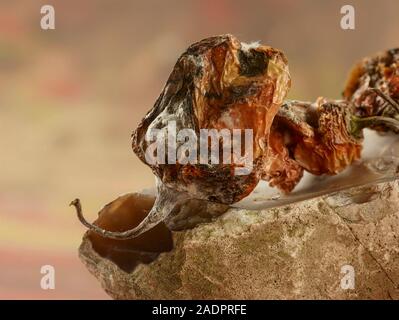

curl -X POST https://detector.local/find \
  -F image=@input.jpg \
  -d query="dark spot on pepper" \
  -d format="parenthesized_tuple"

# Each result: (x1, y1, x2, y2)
(238, 49, 268, 77)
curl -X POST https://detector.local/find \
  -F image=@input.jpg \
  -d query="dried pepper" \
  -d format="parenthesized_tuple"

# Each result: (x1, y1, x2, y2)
(344, 48, 399, 133)
(263, 49, 399, 193)
(71, 36, 399, 239)
(132, 34, 291, 204)
(266, 99, 362, 192)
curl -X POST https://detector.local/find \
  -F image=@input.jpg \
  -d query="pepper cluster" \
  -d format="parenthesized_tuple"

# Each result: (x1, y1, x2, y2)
(71, 35, 399, 239)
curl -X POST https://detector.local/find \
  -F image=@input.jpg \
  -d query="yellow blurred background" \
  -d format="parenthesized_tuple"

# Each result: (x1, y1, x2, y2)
(0, 0, 398, 299)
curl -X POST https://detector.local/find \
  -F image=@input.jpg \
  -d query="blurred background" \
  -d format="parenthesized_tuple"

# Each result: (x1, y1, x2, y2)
(0, 0, 398, 299)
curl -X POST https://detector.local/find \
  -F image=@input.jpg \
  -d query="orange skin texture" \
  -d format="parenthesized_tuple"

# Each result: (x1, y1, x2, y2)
(262, 127, 304, 192)
(293, 101, 361, 176)
(268, 99, 362, 193)
(132, 35, 291, 204)
(344, 48, 399, 132)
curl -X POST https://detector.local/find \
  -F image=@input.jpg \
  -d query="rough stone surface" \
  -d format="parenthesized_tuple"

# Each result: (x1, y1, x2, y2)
(79, 180, 399, 299)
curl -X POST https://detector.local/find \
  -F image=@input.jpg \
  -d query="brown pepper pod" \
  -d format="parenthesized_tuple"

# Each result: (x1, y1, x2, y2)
(265, 99, 362, 193)
(132, 34, 291, 204)
(344, 48, 399, 133)
(71, 42, 399, 240)
(71, 35, 292, 240)
(264, 49, 399, 194)
(290, 99, 362, 176)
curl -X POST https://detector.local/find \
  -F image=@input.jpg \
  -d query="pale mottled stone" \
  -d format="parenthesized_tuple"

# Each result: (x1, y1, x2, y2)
(79, 180, 399, 299)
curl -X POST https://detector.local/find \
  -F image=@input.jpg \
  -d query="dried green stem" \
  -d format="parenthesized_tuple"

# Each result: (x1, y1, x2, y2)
(70, 180, 188, 240)
(351, 115, 399, 137)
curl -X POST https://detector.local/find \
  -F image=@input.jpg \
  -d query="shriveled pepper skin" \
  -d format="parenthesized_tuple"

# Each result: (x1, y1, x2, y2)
(132, 35, 291, 204)
(344, 48, 399, 132)
(268, 99, 362, 193)
(291, 100, 362, 176)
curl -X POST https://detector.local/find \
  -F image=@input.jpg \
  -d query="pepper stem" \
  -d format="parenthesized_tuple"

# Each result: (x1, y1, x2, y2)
(70, 179, 188, 240)
(351, 115, 399, 137)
